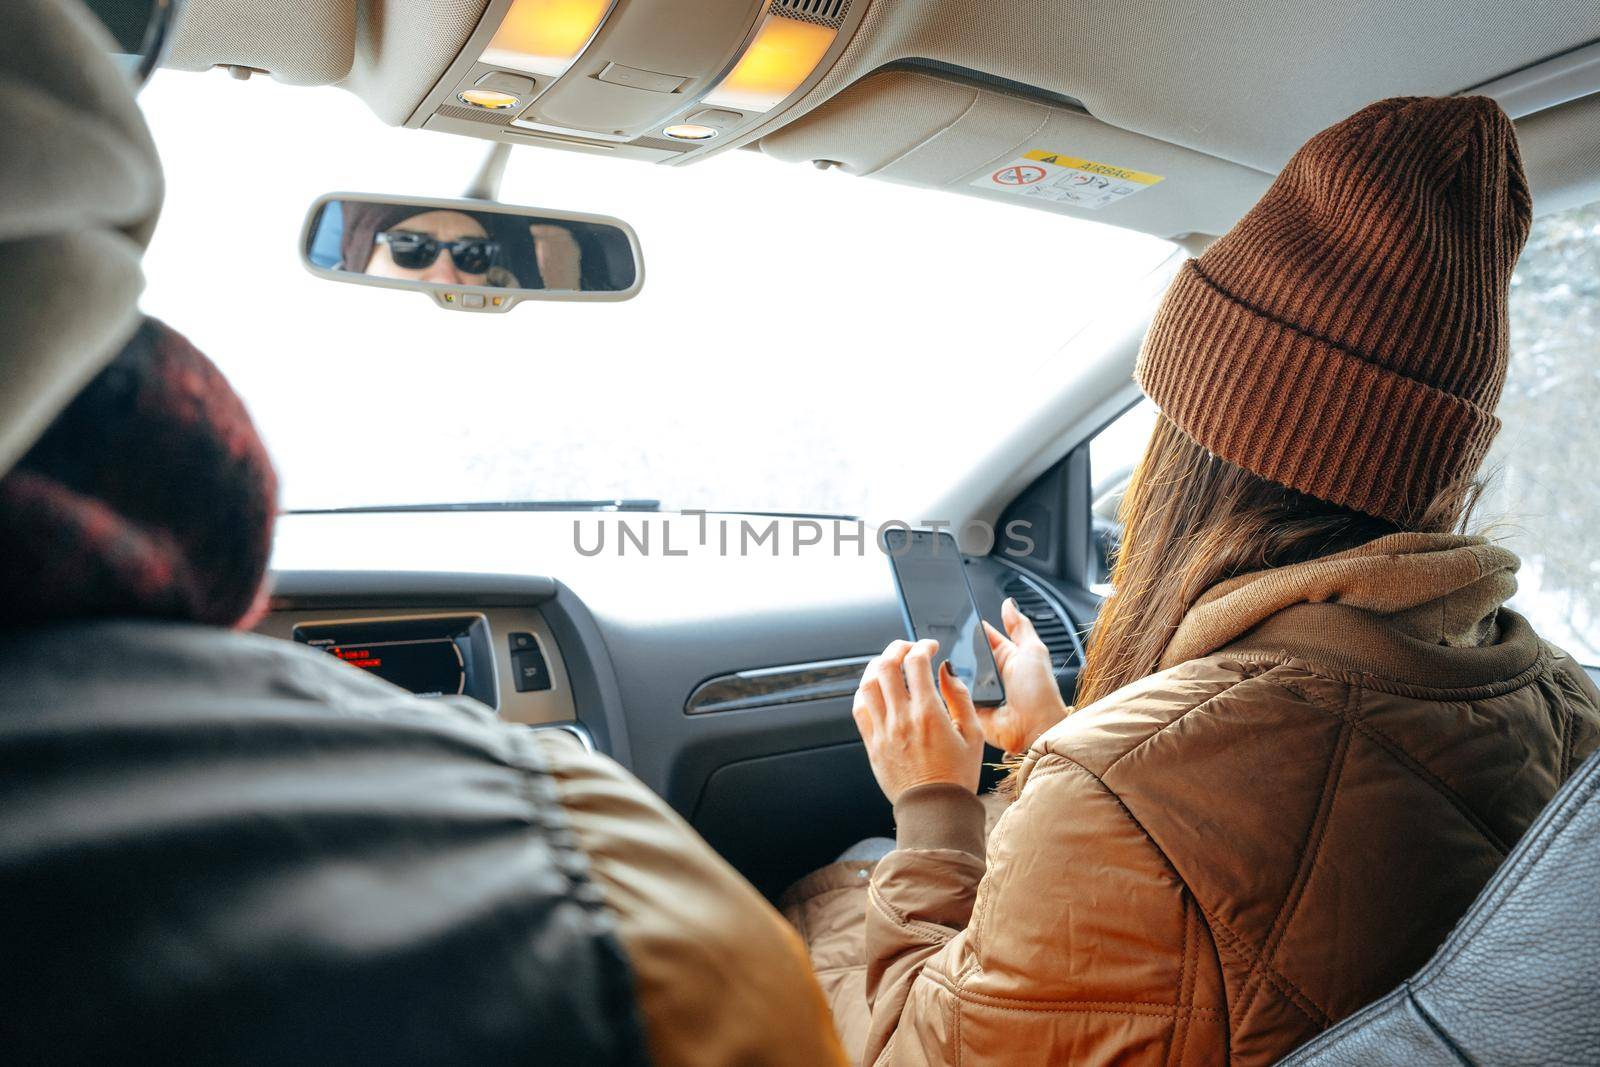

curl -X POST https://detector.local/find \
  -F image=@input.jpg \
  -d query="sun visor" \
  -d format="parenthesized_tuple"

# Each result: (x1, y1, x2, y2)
(165, 0, 359, 85)
(756, 67, 1273, 242)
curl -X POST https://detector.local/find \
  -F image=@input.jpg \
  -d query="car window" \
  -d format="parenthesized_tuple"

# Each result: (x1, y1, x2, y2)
(1086, 397, 1156, 592)
(1486, 201, 1599, 666)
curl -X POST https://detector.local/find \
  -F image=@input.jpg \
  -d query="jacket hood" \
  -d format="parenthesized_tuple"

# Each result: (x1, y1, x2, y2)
(1160, 533, 1520, 672)
(0, 0, 164, 478)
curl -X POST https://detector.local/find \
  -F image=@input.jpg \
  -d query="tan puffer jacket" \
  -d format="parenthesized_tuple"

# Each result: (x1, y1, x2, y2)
(785, 535, 1600, 1065)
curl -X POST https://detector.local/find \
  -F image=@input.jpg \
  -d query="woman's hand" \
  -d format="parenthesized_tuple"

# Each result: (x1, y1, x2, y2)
(977, 598, 1070, 755)
(853, 639, 985, 804)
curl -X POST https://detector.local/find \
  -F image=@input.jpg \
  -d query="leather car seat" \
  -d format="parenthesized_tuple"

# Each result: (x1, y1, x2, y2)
(1280, 748, 1600, 1065)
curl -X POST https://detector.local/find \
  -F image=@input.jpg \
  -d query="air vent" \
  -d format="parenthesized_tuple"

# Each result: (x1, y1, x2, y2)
(771, 0, 850, 29)
(1002, 576, 1081, 671)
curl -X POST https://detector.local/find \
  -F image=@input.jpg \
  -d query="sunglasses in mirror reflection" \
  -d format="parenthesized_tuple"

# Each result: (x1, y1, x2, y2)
(305, 199, 639, 294)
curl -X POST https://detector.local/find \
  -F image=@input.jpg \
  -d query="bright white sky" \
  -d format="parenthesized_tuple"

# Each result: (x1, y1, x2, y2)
(137, 70, 1174, 514)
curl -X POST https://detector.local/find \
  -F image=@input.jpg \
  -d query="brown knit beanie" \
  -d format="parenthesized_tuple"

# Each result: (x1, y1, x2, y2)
(1135, 96, 1532, 525)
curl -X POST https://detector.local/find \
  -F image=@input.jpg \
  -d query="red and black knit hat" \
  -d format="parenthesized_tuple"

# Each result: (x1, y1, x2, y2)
(0, 318, 278, 629)
(1136, 96, 1532, 525)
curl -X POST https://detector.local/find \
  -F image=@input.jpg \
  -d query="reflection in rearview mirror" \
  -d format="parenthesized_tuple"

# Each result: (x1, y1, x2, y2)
(301, 194, 643, 311)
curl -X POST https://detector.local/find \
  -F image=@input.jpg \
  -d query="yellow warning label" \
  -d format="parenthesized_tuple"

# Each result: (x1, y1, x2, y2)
(971, 150, 1165, 210)
(1022, 151, 1163, 186)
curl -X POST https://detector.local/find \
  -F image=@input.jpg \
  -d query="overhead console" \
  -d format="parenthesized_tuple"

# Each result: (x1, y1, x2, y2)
(408, 0, 870, 164)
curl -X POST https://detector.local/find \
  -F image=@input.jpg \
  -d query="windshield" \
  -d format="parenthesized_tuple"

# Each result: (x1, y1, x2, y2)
(138, 72, 1174, 515)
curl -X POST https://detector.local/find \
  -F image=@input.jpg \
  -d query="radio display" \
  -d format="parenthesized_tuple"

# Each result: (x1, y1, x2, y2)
(293, 615, 496, 706)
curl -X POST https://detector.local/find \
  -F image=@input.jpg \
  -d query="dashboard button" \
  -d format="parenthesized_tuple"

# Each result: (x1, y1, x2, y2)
(508, 631, 538, 652)
(511, 648, 551, 692)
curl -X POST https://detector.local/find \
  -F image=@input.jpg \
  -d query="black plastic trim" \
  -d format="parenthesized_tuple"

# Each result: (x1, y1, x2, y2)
(880, 58, 1090, 114)
(543, 579, 632, 765)
(1062, 447, 1093, 589)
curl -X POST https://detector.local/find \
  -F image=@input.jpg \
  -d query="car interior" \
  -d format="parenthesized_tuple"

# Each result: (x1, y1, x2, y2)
(143, 0, 1600, 892)
(10, 0, 1600, 1059)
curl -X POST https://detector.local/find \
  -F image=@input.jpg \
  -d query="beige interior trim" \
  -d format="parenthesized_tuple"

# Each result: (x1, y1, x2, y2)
(1473, 39, 1600, 120)
(160, 1, 1600, 221)
(1514, 91, 1600, 216)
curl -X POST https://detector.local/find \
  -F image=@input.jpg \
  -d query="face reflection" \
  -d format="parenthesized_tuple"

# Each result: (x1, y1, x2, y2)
(365, 210, 491, 286)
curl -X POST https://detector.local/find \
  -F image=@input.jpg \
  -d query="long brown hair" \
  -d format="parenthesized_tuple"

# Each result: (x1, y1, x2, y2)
(1074, 413, 1475, 708)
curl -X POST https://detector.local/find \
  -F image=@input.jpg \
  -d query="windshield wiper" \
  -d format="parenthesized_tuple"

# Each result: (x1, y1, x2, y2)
(689, 508, 858, 521)
(287, 499, 662, 514)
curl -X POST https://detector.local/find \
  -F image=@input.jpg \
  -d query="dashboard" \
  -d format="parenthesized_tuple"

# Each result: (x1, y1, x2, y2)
(260, 510, 1091, 896)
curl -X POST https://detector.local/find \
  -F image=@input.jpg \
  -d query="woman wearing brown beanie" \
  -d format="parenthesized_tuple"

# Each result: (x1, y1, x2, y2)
(786, 95, 1600, 1065)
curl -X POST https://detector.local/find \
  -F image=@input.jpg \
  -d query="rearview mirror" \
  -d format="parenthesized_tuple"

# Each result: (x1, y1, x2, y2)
(301, 194, 643, 311)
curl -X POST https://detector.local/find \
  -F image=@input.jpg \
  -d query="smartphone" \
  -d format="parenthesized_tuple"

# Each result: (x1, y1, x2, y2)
(880, 528, 1005, 707)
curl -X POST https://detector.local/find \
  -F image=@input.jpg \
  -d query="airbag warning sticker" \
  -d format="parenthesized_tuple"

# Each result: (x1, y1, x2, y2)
(972, 151, 1163, 209)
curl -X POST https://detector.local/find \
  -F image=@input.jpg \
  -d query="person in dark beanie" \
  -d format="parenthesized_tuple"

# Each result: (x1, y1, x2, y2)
(786, 96, 1600, 1066)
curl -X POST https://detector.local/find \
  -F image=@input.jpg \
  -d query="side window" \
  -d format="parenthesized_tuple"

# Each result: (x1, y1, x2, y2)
(1484, 202, 1600, 667)
(1086, 398, 1157, 593)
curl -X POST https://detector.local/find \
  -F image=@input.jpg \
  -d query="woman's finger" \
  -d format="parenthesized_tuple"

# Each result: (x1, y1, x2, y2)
(983, 619, 1015, 671)
(853, 657, 886, 741)
(939, 662, 983, 742)
(1002, 597, 1049, 652)
(983, 618, 1013, 653)
(875, 640, 912, 725)
(903, 640, 944, 728)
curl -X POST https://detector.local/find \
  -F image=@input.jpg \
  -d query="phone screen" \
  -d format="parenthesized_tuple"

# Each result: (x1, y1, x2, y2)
(881, 529, 1005, 706)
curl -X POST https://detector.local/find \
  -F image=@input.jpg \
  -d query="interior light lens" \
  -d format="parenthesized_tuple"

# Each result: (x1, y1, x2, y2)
(663, 123, 718, 141)
(481, 0, 611, 78)
(701, 13, 836, 113)
(458, 88, 523, 110)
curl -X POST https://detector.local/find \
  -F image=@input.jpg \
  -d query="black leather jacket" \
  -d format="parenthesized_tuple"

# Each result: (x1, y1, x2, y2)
(0, 620, 650, 1065)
